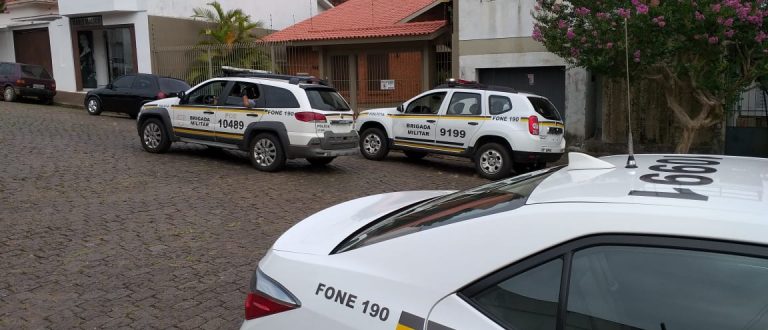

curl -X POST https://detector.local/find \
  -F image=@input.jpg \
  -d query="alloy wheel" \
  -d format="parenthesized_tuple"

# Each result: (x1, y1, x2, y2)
(143, 122, 162, 149)
(480, 149, 503, 175)
(253, 138, 277, 167)
(363, 133, 381, 155)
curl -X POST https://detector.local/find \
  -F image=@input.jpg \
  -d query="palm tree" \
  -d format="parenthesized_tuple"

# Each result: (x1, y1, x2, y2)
(186, 1, 271, 84)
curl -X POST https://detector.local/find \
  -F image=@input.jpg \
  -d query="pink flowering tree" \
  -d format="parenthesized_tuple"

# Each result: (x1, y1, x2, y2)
(533, 0, 768, 152)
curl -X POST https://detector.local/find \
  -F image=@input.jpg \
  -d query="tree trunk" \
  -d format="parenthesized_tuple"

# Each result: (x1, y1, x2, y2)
(675, 125, 698, 153)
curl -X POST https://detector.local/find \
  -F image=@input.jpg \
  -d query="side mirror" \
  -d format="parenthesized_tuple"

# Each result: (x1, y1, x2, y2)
(178, 91, 187, 104)
(106, 83, 114, 89)
(396, 104, 405, 113)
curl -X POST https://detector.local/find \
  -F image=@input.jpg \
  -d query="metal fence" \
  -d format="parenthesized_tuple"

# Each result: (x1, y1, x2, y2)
(152, 42, 451, 111)
(728, 84, 768, 128)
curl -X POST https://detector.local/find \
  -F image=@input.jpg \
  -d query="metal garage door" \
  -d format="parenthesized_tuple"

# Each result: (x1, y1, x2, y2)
(13, 28, 53, 78)
(478, 66, 566, 119)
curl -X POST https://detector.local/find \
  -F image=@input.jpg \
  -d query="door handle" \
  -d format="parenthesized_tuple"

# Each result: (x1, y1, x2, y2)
(468, 122, 479, 126)
(426, 120, 436, 123)
(247, 114, 259, 117)
(203, 111, 214, 114)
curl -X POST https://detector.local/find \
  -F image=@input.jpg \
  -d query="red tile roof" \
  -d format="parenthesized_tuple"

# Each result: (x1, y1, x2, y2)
(264, 0, 447, 42)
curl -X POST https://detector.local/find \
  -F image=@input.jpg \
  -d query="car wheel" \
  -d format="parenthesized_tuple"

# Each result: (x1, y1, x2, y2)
(3, 86, 17, 102)
(360, 128, 389, 160)
(86, 97, 102, 115)
(307, 157, 335, 166)
(474, 143, 512, 180)
(140, 118, 171, 153)
(250, 133, 286, 172)
(403, 150, 428, 159)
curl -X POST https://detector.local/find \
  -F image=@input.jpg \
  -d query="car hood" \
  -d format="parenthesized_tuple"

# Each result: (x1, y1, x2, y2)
(143, 97, 180, 107)
(272, 190, 454, 255)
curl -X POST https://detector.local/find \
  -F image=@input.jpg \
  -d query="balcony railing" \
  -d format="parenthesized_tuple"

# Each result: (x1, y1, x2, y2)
(6, 0, 58, 8)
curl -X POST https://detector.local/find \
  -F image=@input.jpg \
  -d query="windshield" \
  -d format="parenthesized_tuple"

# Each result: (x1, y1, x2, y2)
(528, 97, 562, 121)
(306, 88, 350, 111)
(333, 167, 562, 253)
(21, 65, 52, 79)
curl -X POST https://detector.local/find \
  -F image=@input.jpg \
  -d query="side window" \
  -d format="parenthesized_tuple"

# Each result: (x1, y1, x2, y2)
(489, 95, 513, 115)
(446, 92, 482, 116)
(0, 63, 13, 75)
(131, 75, 155, 89)
(566, 246, 768, 330)
(113, 76, 135, 89)
(263, 85, 300, 108)
(224, 82, 264, 108)
(405, 92, 447, 115)
(187, 80, 227, 106)
(469, 259, 562, 330)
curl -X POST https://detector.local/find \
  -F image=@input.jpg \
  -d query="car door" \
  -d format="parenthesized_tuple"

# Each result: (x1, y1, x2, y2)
(435, 91, 486, 150)
(214, 81, 265, 145)
(428, 236, 768, 330)
(0, 63, 13, 87)
(392, 91, 447, 149)
(171, 80, 227, 142)
(102, 75, 135, 110)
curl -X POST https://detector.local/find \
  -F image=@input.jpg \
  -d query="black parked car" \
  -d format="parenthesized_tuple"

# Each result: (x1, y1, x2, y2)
(1, 62, 56, 104)
(84, 74, 190, 118)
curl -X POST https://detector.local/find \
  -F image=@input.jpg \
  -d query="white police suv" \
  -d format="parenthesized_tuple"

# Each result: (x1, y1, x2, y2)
(137, 70, 358, 171)
(355, 81, 565, 179)
(241, 153, 768, 330)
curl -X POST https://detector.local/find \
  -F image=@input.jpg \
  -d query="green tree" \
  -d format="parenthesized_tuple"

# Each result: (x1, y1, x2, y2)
(0, 0, 6, 13)
(533, 0, 768, 152)
(187, 1, 271, 84)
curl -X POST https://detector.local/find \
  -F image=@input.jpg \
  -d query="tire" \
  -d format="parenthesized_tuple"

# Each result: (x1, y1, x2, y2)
(140, 118, 171, 153)
(403, 150, 428, 159)
(307, 157, 335, 166)
(474, 143, 513, 180)
(359, 128, 389, 160)
(3, 86, 17, 102)
(86, 97, 102, 115)
(249, 133, 286, 172)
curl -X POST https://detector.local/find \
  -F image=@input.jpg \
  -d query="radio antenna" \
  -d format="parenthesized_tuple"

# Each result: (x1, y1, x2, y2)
(624, 17, 637, 169)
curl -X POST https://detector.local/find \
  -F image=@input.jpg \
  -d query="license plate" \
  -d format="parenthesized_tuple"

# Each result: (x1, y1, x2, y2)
(33, 84, 45, 89)
(330, 120, 353, 125)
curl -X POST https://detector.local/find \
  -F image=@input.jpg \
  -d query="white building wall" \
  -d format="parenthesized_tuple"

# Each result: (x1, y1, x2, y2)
(0, 31, 15, 62)
(48, 17, 77, 92)
(458, 0, 535, 41)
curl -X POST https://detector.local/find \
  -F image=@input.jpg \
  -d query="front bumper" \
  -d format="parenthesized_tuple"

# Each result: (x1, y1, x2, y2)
(287, 131, 359, 158)
(513, 151, 564, 164)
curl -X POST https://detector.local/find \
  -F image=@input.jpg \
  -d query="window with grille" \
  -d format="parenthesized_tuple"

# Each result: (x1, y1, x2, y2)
(367, 53, 389, 91)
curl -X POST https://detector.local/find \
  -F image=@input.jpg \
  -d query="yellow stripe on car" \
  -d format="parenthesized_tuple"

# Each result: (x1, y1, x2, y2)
(394, 141, 464, 153)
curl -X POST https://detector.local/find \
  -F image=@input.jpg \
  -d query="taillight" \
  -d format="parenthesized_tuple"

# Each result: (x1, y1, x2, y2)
(51, 82, 56, 90)
(156, 92, 167, 99)
(244, 269, 300, 320)
(15, 79, 26, 87)
(294, 112, 327, 123)
(528, 115, 540, 135)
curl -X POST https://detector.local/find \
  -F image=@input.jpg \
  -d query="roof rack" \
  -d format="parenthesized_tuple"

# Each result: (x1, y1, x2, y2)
(435, 78, 517, 93)
(221, 66, 332, 87)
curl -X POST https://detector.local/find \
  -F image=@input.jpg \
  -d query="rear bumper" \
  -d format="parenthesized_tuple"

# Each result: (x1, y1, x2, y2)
(287, 131, 359, 158)
(513, 151, 564, 164)
(16, 87, 56, 98)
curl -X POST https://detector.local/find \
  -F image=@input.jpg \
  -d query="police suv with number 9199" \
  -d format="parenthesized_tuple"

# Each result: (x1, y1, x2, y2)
(355, 80, 566, 180)
(241, 153, 768, 330)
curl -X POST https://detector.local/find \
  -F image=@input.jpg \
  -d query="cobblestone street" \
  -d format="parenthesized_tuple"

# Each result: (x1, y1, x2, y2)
(0, 101, 488, 329)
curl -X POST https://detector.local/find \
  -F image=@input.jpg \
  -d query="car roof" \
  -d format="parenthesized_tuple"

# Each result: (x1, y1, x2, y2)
(528, 154, 768, 213)
(328, 154, 768, 293)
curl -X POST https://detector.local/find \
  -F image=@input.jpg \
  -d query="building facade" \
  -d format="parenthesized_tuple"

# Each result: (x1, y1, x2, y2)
(0, 0, 333, 95)
(453, 0, 593, 144)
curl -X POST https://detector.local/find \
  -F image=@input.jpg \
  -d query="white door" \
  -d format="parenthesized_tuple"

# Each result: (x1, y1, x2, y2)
(392, 91, 448, 149)
(435, 91, 485, 150)
(171, 80, 227, 141)
(213, 82, 265, 144)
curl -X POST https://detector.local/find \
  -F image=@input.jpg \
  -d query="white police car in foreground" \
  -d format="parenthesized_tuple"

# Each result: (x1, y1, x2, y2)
(241, 153, 768, 330)
(137, 70, 358, 171)
(355, 81, 565, 179)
